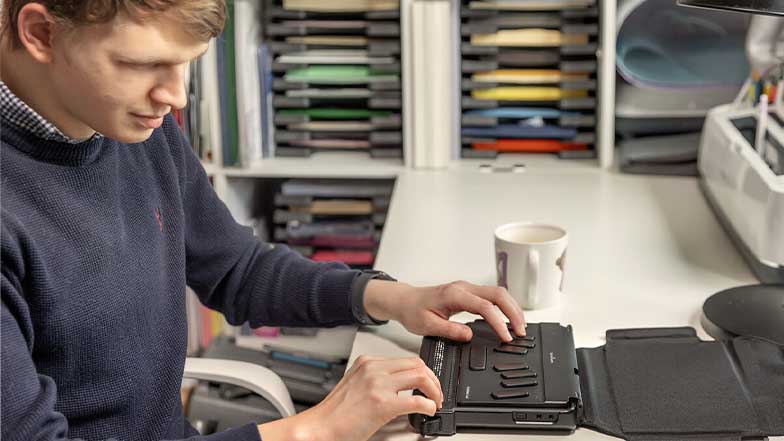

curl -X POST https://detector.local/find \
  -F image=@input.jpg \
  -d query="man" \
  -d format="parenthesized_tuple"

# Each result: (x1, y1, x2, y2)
(0, 2, 526, 440)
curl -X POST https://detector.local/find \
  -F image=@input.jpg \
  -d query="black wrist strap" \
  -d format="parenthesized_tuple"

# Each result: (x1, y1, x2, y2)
(350, 270, 396, 326)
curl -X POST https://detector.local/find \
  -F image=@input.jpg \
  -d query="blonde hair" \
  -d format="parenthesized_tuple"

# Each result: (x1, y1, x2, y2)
(2, 0, 226, 48)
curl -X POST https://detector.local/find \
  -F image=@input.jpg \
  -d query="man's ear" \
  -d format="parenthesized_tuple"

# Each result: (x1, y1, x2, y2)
(16, 3, 59, 63)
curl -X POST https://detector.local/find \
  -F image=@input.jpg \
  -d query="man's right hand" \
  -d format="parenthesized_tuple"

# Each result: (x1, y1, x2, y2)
(257, 355, 443, 441)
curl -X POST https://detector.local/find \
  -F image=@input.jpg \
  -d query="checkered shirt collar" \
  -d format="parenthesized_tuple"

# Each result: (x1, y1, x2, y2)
(0, 80, 102, 144)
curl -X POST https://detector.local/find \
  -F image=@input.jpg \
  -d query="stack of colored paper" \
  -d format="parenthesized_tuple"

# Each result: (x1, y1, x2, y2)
(460, 0, 599, 158)
(272, 179, 394, 268)
(264, 0, 404, 158)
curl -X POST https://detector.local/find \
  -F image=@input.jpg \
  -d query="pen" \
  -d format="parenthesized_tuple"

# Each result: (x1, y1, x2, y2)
(756, 94, 768, 157)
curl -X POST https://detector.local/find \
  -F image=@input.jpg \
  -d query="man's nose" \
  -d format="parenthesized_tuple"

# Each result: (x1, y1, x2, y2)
(151, 65, 188, 111)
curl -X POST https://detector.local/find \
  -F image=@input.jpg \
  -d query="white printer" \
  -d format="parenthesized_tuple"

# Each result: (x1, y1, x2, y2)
(679, 0, 784, 350)
(697, 14, 784, 283)
(699, 102, 784, 282)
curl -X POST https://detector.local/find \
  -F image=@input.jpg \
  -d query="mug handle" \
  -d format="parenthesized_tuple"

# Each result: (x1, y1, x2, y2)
(526, 249, 539, 308)
(497, 251, 508, 289)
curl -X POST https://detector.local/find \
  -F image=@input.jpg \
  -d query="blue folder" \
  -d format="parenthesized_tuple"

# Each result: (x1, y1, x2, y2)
(216, 32, 232, 166)
(464, 107, 579, 119)
(461, 124, 578, 139)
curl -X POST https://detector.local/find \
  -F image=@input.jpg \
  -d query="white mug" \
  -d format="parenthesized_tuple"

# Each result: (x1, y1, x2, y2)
(494, 222, 568, 310)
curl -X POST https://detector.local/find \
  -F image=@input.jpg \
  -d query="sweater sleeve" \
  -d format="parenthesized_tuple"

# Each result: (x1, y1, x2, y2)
(165, 120, 362, 328)
(0, 217, 261, 441)
(1, 294, 68, 439)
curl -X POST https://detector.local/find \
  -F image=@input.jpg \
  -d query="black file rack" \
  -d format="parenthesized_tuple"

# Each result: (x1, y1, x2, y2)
(270, 178, 394, 269)
(262, 1, 404, 159)
(460, 1, 600, 159)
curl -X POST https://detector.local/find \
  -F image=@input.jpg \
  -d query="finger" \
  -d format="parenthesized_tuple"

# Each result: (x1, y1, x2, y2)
(374, 357, 443, 404)
(426, 316, 473, 341)
(371, 356, 427, 375)
(326, 355, 384, 400)
(348, 355, 383, 376)
(464, 284, 527, 336)
(392, 393, 438, 418)
(446, 286, 512, 342)
(389, 367, 443, 409)
(412, 359, 443, 406)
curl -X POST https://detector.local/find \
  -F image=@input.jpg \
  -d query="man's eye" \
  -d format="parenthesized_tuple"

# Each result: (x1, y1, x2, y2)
(121, 61, 158, 69)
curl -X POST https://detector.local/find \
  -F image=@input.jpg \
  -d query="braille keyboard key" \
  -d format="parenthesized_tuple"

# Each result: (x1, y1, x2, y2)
(512, 336, 536, 342)
(469, 345, 487, 371)
(494, 345, 528, 355)
(506, 342, 536, 349)
(493, 362, 529, 372)
(506, 325, 534, 338)
(500, 371, 537, 380)
(501, 379, 538, 388)
(492, 389, 530, 400)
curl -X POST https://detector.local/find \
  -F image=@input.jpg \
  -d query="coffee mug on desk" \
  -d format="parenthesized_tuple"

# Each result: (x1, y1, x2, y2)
(494, 222, 568, 310)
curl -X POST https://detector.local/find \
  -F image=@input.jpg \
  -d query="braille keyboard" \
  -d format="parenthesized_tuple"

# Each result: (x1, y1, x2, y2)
(409, 320, 582, 436)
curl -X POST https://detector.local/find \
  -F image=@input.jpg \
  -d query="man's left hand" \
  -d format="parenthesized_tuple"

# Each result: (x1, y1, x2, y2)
(362, 280, 526, 342)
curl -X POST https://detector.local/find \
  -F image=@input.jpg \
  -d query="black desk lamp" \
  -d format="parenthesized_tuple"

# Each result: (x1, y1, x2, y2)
(675, 0, 784, 345)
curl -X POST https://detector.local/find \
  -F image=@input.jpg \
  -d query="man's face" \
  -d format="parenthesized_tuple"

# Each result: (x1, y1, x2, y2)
(48, 12, 208, 143)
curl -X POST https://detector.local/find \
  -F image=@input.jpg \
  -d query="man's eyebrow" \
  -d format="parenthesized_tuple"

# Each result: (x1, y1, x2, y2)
(114, 47, 209, 65)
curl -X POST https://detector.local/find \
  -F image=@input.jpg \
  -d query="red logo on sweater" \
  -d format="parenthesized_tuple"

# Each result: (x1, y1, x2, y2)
(155, 208, 163, 232)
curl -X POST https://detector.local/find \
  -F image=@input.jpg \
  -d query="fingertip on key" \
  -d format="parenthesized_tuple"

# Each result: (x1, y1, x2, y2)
(509, 323, 526, 337)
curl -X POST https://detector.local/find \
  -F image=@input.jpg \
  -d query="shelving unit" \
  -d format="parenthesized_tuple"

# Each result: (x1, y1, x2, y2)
(198, 0, 618, 248)
(221, 152, 402, 178)
(459, 0, 602, 160)
(613, 0, 749, 175)
(200, 0, 615, 183)
(261, 0, 405, 160)
(203, 153, 400, 225)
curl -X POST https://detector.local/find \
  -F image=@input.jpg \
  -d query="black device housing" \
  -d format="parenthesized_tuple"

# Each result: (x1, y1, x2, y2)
(410, 320, 784, 440)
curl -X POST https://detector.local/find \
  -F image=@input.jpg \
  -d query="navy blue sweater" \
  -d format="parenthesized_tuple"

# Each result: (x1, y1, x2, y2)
(1, 116, 363, 440)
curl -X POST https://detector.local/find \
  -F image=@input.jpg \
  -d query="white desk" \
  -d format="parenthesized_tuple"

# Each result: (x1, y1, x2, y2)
(346, 165, 779, 440)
